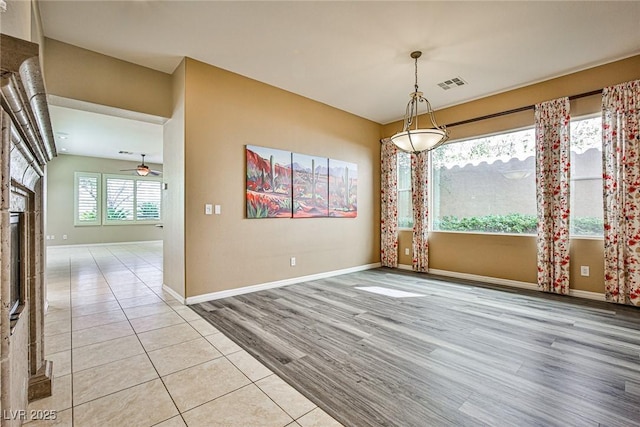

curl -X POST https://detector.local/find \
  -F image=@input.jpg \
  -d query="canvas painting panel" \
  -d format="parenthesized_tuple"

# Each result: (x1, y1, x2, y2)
(292, 153, 329, 218)
(246, 145, 293, 218)
(329, 159, 357, 218)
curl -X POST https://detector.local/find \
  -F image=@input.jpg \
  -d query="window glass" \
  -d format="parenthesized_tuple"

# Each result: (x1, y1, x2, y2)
(570, 116, 603, 237)
(105, 177, 135, 222)
(74, 172, 101, 225)
(397, 152, 413, 228)
(431, 128, 537, 234)
(136, 180, 162, 221)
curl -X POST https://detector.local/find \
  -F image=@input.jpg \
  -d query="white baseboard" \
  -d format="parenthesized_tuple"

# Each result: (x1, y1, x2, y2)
(186, 262, 382, 305)
(400, 265, 605, 301)
(47, 240, 162, 248)
(162, 284, 186, 305)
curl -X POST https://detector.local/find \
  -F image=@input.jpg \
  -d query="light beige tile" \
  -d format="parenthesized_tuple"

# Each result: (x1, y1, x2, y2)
(71, 285, 112, 297)
(44, 309, 71, 323)
(189, 318, 219, 336)
(227, 350, 272, 382)
(73, 378, 178, 427)
(130, 311, 185, 334)
(137, 323, 200, 352)
(72, 309, 127, 331)
(297, 408, 343, 427)
(28, 374, 72, 413)
(25, 408, 72, 426)
(73, 354, 158, 405)
(163, 357, 250, 412)
(286, 423, 302, 427)
(45, 332, 71, 355)
(72, 320, 134, 348)
(71, 292, 116, 305)
(154, 416, 186, 427)
(205, 332, 243, 355)
(117, 293, 164, 308)
(44, 318, 71, 336)
(48, 350, 71, 377)
(256, 374, 316, 419)
(111, 287, 157, 300)
(147, 337, 221, 376)
(72, 300, 121, 317)
(182, 384, 292, 427)
(173, 306, 202, 321)
(124, 302, 173, 320)
(73, 335, 144, 372)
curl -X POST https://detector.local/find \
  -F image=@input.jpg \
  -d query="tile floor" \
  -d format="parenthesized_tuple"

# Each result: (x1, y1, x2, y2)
(31, 242, 343, 427)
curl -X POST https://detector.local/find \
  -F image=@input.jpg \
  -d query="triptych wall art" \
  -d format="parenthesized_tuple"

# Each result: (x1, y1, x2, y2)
(246, 145, 357, 219)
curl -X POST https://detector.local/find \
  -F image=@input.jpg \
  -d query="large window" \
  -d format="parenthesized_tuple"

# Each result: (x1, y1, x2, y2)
(431, 128, 537, 234)
(74, 172, 101, 225)
(74, 172, 161, 226)
(570, 116, 603, 237)
(398, 152, 413, 228)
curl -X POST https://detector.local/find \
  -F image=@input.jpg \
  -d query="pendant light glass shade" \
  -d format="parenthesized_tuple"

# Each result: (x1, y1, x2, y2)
(390, 51, 449, 153)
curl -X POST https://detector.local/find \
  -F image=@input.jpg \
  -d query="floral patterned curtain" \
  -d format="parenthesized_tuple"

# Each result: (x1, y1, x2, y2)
(411, 151, 429, 272)
(381, 138, 399, 268)
(602, 80, 640, 306)
(535, 97, 571, 295)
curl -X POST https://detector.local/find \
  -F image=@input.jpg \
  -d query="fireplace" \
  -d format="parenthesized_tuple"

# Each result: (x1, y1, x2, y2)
(9, 213, 22, 320)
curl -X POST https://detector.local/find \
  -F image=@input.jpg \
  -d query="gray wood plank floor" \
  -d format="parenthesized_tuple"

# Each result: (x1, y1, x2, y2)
(191, 269, 640, 427)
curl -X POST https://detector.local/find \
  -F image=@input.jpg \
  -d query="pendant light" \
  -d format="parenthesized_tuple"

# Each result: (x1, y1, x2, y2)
(390, 51, 449, 153)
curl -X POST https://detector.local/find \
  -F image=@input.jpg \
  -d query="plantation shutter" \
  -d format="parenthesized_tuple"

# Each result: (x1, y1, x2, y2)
(136, 180, 162, 220)
(105, 178, 135, 221)
(75, 172, 101, 225)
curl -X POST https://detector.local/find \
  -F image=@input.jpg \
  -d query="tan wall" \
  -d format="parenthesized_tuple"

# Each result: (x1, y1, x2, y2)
(43, 38, 173, 118)
(46, 154, 163, 246)
(162, 60, 186, 297)
(183, 58, 380, 298)
(388, 55, 640, 294)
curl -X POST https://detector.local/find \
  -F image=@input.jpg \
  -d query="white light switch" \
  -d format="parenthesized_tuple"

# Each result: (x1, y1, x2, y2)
(205, 204, 213, 215)
(214, 205, 221, 215)
(580, 266, 590, 277)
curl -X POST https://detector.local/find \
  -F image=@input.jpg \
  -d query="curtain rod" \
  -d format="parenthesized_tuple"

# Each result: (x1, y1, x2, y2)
(445, 89, 603, 128)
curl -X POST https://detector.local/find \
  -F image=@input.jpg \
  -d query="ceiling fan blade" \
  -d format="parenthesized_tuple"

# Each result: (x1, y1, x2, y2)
(149, 170, 162, 176)
(120, 169, 138, 171)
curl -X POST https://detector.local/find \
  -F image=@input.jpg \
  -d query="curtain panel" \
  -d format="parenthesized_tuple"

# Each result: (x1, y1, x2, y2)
(411, 151, 429, 272)
(602, 80, 640, 306)
(381, 139, 399, 268)
(535, 97, 571, 295)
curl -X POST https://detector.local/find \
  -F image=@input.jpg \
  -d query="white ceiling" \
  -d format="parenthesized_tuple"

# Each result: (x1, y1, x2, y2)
(39, 1, 640, 162)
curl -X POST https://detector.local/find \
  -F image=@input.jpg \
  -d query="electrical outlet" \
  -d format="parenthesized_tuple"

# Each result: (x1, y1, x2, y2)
(46, 235, 50, 240)
(405, 248, 410, 256)
(214, 205, 221, 215)
(51, 235, 55, 240)
(290, 257, 296, 267)
(580, 266, 590, 277)
(63, 235, 68, 240)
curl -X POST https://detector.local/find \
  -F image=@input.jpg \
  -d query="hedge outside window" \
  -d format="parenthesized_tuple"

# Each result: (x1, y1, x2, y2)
(431, 127, 537, 234)
(569, 115, 603, 237)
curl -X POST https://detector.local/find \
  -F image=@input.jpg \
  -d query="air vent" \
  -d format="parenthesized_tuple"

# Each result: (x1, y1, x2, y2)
(118, 150, 135, 155)
(438, 77, 467, 91)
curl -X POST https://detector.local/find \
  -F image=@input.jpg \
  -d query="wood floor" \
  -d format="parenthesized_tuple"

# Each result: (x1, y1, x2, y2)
(191, 269, 640, 427)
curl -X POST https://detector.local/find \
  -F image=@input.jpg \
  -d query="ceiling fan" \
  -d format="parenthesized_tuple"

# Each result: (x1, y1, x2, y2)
(120, 154, 162, 176)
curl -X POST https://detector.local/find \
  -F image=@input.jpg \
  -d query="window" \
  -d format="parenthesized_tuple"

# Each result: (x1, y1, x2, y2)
(570, 116, 603, 237)
(74, 172, 162, 226)
(74, 172, 101, 225)
(431, 128, 537, 234)
(104, 175, 162, 224)
(398, 152, 413, 228)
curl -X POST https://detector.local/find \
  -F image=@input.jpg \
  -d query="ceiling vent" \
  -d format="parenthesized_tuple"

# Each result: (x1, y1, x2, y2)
(437, 77, 467, 91)
(118, 150, 135, 155)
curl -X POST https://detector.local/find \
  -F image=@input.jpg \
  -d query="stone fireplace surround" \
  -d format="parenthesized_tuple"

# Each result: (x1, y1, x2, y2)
(1, 33, 56, 426)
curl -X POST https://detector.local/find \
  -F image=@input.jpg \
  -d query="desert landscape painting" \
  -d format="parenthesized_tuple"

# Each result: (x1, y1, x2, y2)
(292, 153, 329, 218)
(329, 159, 357, 217)
(246, 145, 293, 218)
